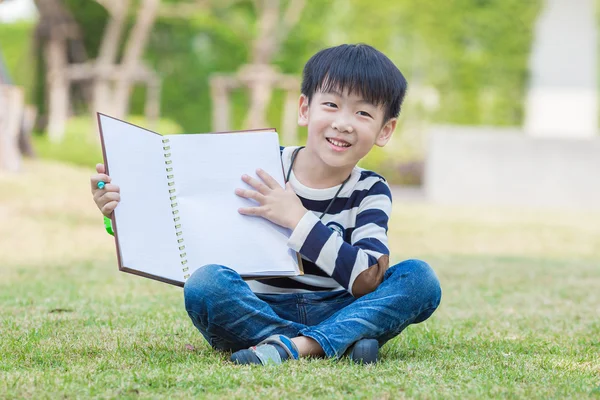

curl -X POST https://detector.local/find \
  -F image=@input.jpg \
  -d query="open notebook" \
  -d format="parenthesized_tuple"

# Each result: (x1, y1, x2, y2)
(97, 113, 303, 287)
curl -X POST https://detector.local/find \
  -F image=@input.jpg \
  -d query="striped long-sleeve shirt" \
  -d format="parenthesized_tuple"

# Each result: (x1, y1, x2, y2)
(247, 146, 392, 297)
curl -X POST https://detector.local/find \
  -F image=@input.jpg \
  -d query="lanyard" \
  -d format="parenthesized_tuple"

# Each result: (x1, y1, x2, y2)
(286, 146, 351, 219)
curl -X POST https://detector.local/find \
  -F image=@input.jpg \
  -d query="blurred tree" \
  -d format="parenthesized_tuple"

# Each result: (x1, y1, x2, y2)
(91, 0, 131, 118)
(34, 0, 162, 141)
(98, 0, 160, 120)
(28, 0, 334, 134)
(209, 0, 306, 143)
(0, 44, 33, 171)
(33, 0, 87, 141)
(0, 83, 23, 171)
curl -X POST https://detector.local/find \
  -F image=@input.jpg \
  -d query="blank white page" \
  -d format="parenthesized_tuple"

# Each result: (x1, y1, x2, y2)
(98, 115, 182, 283)
(166, 131, 300, 280)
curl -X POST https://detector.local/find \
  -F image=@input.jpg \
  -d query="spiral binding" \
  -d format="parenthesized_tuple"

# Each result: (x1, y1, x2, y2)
(162, 138, 189, 280)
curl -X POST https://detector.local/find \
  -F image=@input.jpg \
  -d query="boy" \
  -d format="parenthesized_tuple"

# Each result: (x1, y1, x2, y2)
(91, 44, 441, 365)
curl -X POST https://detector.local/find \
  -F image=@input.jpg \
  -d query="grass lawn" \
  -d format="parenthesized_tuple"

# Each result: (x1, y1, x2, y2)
(1, 159, 599, 399)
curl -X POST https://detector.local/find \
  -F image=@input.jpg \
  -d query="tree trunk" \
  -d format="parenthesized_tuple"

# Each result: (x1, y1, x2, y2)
(34, 0, 86, 140)
(210, 76, 237, 132)
(145, 77, 161, 131)
(251, 0, 279, 64)
(242, 0, 305, 131)
(45, 35, 69, 142)
(241, 0, 278, 129)
(244, 75, 273, 129)
(112, 0, 160, 119)
(0, 85, 24, 172)
(19, 105, 37, 158)
(93, 0, 130, 116)
(281, 89, 299, 145)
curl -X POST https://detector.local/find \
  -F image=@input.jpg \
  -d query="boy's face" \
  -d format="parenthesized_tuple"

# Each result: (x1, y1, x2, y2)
(298, 89, 397, 170)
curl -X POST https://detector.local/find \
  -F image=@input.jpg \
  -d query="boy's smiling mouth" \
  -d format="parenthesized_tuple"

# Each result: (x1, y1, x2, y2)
(326, 137, 352, 151)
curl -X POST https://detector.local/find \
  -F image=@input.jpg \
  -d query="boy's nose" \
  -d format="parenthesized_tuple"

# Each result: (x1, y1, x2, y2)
(331, 121, 354, 133)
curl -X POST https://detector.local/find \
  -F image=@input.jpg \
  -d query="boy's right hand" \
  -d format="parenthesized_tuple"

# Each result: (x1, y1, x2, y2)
(90, 163, 120, 218)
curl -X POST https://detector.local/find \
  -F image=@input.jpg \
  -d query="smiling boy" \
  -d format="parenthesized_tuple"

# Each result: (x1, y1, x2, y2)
(91, 44, 441, 365)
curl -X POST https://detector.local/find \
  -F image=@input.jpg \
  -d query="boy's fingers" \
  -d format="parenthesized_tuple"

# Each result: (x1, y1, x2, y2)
(101, 201, 118, 217)
(96, 191, 120, 204)
(241, 174, 270, 195)
(237, 206, 265, 216)
(93, 184, 120, 202)
(96, 163, 105, 174)
(90, 174, 111, 191)
(101, 191, 121, 202)
(94, 183, 119, 194)
(256, 169, 280, 189)
(103, 183, 120, 192)
(235, 188, 264, 204)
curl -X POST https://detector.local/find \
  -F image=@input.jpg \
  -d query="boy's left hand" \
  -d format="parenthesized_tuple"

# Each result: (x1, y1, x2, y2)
(235, 168, 307, 230)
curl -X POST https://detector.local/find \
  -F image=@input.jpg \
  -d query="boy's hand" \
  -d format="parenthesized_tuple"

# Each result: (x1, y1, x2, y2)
(90, 163, 121, 218)
(235, 169, 307, 230)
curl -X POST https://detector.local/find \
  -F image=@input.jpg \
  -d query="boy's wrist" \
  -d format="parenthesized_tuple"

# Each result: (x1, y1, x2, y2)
(288, 208, 309, 230)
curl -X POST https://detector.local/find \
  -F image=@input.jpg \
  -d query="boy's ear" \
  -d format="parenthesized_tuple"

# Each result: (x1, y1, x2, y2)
(375, 118, 397, 147)
(298, 94, 309, 127)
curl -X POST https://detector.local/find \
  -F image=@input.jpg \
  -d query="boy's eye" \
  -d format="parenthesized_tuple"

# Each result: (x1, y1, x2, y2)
(357, 111, 373, 118)
(323, 102, 338, 108)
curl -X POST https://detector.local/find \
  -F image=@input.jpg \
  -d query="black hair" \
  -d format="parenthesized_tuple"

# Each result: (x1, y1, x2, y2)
(301, 44, 408, 122)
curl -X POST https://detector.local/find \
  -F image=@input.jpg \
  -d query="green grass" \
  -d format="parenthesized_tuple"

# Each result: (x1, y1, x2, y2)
(1, 160, 599, 399)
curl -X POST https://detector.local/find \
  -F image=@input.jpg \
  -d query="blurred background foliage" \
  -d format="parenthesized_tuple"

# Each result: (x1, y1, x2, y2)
(1, 0, 542, 183)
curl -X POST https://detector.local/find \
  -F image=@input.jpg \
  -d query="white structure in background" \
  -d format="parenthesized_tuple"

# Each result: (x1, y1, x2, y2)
(425, 0, 600, 210)
(524, 0, 597, 138)
(0, 0, 38, 22)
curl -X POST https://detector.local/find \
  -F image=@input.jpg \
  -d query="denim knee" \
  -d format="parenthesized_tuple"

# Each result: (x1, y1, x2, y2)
(388, 259, 442, 310)
(183, 264, 236, 312)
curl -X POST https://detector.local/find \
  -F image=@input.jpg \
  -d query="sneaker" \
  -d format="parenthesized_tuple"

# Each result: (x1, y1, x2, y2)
(346, 338, 379, 364)
(230, 335, 299, 365)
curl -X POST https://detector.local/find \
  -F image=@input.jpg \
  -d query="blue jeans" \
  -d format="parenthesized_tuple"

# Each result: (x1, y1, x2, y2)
(183, 259, 442, 358)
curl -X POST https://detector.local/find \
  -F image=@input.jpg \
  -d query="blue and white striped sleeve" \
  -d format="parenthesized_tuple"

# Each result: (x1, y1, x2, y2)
(287, 180, 392, 297)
